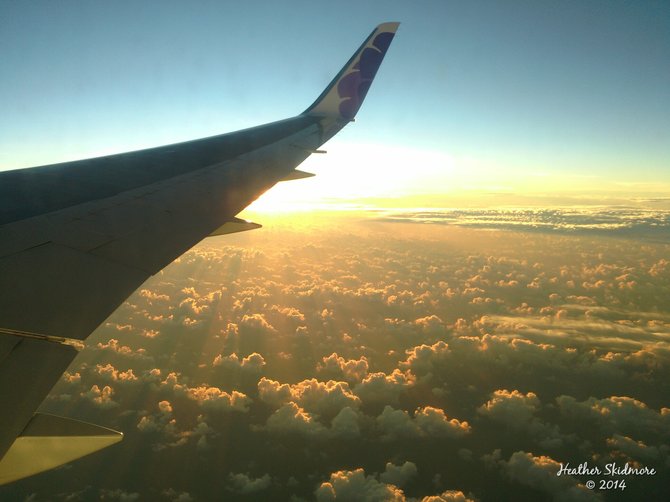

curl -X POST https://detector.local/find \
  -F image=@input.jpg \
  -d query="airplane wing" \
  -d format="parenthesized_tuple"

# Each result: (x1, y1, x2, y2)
(0, 22, 399, 484)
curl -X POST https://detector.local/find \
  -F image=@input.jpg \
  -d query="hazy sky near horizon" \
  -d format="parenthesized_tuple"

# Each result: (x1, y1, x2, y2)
(1, 0, 669, 204)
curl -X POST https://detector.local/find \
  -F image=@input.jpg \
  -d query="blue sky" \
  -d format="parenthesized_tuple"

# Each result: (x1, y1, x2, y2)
(1, 0, 669, 200)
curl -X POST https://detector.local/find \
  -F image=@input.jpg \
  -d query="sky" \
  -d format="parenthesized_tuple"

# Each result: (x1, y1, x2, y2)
(1, 0, 669, 207)
(1, 1, 670, 501)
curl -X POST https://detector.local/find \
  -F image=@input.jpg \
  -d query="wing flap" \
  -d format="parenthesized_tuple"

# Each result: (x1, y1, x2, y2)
(0, 336, 78, 458)
(209, 218, 262, 236)
(0, 413, 122, 485)
(281, 170, 316, 181)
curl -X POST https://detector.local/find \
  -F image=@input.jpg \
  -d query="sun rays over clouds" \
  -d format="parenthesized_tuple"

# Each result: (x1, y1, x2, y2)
(5, 212, 669, 500)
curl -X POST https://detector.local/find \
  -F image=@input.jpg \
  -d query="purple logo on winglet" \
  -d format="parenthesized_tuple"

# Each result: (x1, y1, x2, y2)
(337, 31, 395, 120)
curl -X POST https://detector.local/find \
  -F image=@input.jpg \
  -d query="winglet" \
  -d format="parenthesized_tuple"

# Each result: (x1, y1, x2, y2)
(303, 22, 400, 120)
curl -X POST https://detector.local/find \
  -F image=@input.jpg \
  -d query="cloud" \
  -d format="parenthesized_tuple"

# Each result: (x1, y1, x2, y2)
(257, 377, 293, 407)
(62, 371, 81, 384)
(478, 389, 540, 426)
(401, 341, 450, 382)
(353, 370, 414, 407)
(606, 434, 662, 464)
(228, 472, 272, 494)
(557, 395, 670, 442)
(499, 451, 599, 502)
(377, 207, 670, 242)
(95, 338, 149, 360)
(212, 352, 266, 372)
(98, 488, 140, 501)
(270, 305, 306, 323)
(137, 400, 177, 434)
(330, 406, 362, 439)
(183, 386, 251, 413)
(421, 491, 476, 502)
(477, 389, 566, 448)
(80, 385, 118, 409)
(139, 289, 170, 302)
(264, 402, 327, 437)
(414, 315, 447, 336)
(239, 313, 277, 334)
(315, 468, 405, 502)
(94, 363, 138, 382)
(162, 489, 194, 502)
(317, 352, 369, 383)
(315, 464, 473, 502)
(376, 405, 470, 440)
(379, 461, 417, 488)
(23, 212, 670, 501)
(258, 377, 360, 419)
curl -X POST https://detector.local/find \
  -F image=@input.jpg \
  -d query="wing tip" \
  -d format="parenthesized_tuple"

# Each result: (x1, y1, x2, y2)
(377, 22, 401, 32)
(303, 22, 400, 120)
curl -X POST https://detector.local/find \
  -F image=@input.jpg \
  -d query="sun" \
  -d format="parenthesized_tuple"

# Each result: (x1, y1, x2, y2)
(244, 141, 459, 214)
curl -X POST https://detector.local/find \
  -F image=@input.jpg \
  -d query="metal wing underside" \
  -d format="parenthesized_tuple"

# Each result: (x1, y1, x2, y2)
(0, 114, 342, 340)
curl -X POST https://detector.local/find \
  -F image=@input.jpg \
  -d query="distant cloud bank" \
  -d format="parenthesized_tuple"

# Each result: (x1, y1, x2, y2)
(377, 207, 670, 241)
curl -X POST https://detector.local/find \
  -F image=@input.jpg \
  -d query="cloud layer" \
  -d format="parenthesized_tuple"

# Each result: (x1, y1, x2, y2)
(5, 213, 669, 501)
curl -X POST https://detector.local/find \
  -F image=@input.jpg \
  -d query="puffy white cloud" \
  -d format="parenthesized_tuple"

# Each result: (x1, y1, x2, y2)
(81, 385, 118, 409)
(94, 363, 138, 382)
(414, 406, 471, 437)
(212, 352, 266, 372)
(139, 289, 170, 302)
(95, 338, 148, 359)
(270, 305, 306, 323)
(500, 451, 599, 502)
(478, 389, 566, 448)
(257, 377, 293, 407)
(401, 341, 450, 381)
(330, 406, 362, 439)
(258, 377, 360, 419)
(228, 472, 272, 494)
(414, 314, 447, 336)
(317, 352, 369, 383)
(557, 395, 670, 439)
(379, 461, 417, 488)
(184, 386, 251, 413)
(98, 488, 140, 501)
(162, 489, 194, 502)
(354, 370, 414, 406)
(264, 402, 327, 437)
(315, 468, 405, 502)
(421, 491, 476, 502)
(606, 434, 661, 463)
(239, 313, 277, 334)
(478, 389, 540, 426)
(62, 371, 81, 384)
(137, 400, 177, 435)
(376, 406, 470, 440)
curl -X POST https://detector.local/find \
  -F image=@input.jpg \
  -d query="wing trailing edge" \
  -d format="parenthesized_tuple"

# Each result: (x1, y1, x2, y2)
(208, 218, 262, 236)
(281, 169, 315, 181)
(0, 413, 122, 485)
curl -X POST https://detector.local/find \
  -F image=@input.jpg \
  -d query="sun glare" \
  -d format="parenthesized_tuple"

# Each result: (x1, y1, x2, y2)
(245, 142, 458, 213)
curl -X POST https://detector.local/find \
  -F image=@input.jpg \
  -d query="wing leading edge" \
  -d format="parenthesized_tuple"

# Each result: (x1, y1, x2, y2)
(0, 23, 399, 483)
